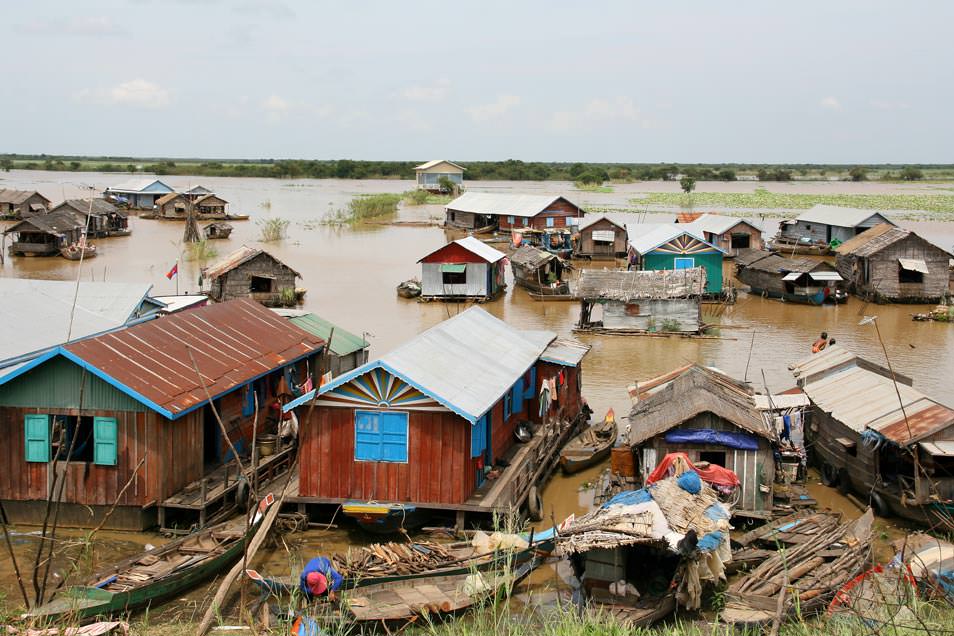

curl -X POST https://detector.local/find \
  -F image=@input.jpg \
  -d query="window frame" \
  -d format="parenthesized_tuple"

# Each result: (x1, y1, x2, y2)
(354, 410, 409, 463)
(674, 257, 696, 270)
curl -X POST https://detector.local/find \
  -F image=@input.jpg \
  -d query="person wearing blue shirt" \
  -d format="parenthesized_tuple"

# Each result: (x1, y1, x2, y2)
(299, 556, 343, 600)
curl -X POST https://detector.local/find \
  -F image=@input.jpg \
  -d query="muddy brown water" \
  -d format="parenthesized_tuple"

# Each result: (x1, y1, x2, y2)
(1, 171, 952, 617)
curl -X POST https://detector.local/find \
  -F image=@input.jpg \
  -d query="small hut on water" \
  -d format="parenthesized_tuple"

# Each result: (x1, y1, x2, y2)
(735, 249, 844, 305)
(775, 205, 895, 250)
(834, 224, 953, 303)
(574, 268, 706, 334)
(203, 221, 233, 240)
(510, 244, 570, 296)
(0, 189, 51, 219)
(50, 199, 130, 237)
(413, 160, 465, 192)
(203, 245, 301, 306)
(575, 216, 627, 259)
(418, 236, 507, 301)
(3, 210, 83, 256)
(682, 213, 763, 257)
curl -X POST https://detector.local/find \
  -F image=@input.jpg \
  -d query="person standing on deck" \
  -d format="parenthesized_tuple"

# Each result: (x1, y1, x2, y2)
(811, 331, 829, 354)
(300, 556, 343, 600)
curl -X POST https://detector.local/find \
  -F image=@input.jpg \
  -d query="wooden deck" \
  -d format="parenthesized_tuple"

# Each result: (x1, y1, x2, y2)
(158, 445, 294, 533)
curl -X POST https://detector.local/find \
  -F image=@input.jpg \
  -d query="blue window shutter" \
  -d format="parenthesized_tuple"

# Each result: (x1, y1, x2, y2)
(24, 414, 50, 463)
(471, 414, 487, 458)
(546, 217, 555, 228)
(354, 411, 380, 461)
(504, 392, 512, 420)
(674, 257, 695, 270)
(355, 411, 407, 462)
(525, 367, 536, 399)
(93, 417, 118, 466)
(512, 378, 524, 414)
(379, 412, 408, 462)
(242, 384, 255, 417)
(507, 215, 515, 224)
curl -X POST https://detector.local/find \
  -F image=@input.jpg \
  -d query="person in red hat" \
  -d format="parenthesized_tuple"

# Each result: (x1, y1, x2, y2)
(299, 556, 343, 600)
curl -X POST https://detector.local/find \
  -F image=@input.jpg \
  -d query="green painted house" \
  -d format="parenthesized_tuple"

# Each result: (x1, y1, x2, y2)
(626, 224, 726, 294)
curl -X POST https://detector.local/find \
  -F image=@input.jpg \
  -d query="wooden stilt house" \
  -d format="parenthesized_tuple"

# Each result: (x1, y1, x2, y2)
(0, 299, 324, 530)
(418, 236, 507, 301)
(203, 246, 302, 306)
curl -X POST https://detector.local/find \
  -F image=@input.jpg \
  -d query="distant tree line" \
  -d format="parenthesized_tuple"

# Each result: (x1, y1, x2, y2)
(0, 154, 938, 182)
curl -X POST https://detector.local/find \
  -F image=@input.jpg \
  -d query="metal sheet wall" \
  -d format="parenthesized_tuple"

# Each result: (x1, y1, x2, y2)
(421, 262, 489, 297)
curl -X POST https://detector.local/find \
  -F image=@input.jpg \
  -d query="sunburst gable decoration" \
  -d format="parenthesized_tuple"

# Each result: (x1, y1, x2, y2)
(316, 366, 445, 411)
(654, 233, 719, 255)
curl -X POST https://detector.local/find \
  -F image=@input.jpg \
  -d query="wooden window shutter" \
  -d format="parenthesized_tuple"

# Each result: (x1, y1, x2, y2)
(24, 414, 50, 463)
(93, 417, 118, 466)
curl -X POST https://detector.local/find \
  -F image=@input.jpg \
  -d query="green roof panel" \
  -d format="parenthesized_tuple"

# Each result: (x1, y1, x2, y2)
(440, 263, 467, 273)
(288, 314, 368, 356)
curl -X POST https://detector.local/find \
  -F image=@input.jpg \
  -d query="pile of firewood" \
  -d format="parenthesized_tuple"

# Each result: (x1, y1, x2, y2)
(334, 541, 458, 577)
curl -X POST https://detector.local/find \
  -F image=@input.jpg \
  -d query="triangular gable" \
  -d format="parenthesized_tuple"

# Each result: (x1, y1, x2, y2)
(317, 363, 450, 414)
(653, 232, 723, 255)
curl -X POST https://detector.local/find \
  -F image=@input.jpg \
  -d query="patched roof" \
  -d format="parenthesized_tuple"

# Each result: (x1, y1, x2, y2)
(734, 249, 775, 267)
(0, 279, 157, 367)
(835, 224, 952, 259)
(741, 253, 835, 274)
(445, 192, 581, 218)
(0, 299, 326, 419)
(419, 236, 506, 264)
(155, 192, 187, 206)
(573, 267, 707, 301)
(510, 244, 559, 269)
(414, 159, 465, 171)
(626, 223, 724, 255)
(317, 307, 567, 423)
(794, 205, 896, 229)
(203, 245, 302, 280)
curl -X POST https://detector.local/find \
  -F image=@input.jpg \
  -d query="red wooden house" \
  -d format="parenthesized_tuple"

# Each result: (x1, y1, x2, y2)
(418, 236, 507, 301)
(444, 192, 584, 231)
(0, 299, 324, 530)
(292, 307, 590, 530)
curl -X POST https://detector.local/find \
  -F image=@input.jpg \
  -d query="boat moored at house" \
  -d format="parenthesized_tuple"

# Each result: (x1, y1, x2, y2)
(510, 244, 571, 297)
(735, 249, 845, 305)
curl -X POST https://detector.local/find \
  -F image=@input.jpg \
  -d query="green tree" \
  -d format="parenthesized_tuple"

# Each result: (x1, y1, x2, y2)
(569, 163, 585, 178)
(900, 166, 924, 181)
(717, 168, 737, 181)
(437, 176, 457, 194)
(0, 159, 12, 172)
(126, 164, 136, 173)
(680, 176, 696, 194)
(576, 172, 603, 186)
(69, 161, 81, 171)
(848, 166, 868, 181)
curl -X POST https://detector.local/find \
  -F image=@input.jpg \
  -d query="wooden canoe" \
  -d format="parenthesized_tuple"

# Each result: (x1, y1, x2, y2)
(527, 291, 575, 301)
(24, 494, 274, 622)
(246, 532, 556, 597)
(585, 592, 676, 628)
(560, 409, 618, 474)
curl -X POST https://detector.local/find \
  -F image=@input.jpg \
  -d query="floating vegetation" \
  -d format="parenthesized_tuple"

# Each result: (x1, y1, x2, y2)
(575, 183, 614, 193)
(322, 193, 402, 225)
(402, 189, 453, 206)
(184, 239, 218, 262)
(257, 217, 289, 242)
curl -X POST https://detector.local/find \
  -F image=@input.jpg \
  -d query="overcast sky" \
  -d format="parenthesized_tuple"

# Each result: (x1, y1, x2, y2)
(3, 1, 951, 163)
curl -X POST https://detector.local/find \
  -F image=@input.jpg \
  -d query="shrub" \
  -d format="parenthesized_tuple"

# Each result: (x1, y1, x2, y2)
(900, 166, 924, 181)
(257, 217, 289, 242)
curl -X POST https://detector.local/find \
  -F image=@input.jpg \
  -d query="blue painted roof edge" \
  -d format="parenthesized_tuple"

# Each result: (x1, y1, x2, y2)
(635, 229, 727, 256)
(282, 388, 316, 413)
(0, 350, 60, 384)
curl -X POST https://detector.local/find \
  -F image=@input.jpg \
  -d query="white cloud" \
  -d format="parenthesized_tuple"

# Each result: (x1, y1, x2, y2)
(108, 79, 170, 108)
(401, 79, 450, 102)
(263, 95, 290, 123)
(20, 16, 120, 36)
(549, 97, 641, 132)
(819, 96, 842, 111)
(467, 95, 522, 123)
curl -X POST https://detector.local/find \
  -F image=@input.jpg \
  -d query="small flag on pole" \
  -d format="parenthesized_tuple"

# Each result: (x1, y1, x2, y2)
(166, 262, 179, 280)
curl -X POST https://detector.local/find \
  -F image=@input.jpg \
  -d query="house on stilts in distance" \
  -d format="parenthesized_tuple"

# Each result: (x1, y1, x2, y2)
(0, 299, 325, 530)
(286, 306, 590, 531)
(414, 160, 465, 192)
(418, 236, 507, 302)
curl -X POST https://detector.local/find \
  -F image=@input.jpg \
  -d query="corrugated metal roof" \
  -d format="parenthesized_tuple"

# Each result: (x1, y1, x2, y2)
(734, 249, 775, 267)
(899, 258, 929, 274)
(794, 205, 895, 229)
(318, 307, 560, 422)
(0, 279, 157, 367)
(753, 393, 811, 410)
(626, 223, 724, 255)
(3, 210, 83, 235)
(53, 199, 127, 218)
(510, 244, 558, 268)
(414, 159, 465, 171)
(920, 441, 954, 457)
(445, 192, 581, 218)
(794, 347, 954, 445)
(574, 267, 707, 301)
(202, 245, 302, 279)
(105, 178, 174, 194)
(578, 215, 624, 232)
(686, 213, 756, 237)
(59, 298, 325, 418)
(272, 309, 369, 356)
(419, 236, 506, 264)
(539, 338, 590, 366)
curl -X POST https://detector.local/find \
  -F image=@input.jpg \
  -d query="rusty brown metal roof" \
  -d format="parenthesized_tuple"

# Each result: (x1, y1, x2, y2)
(869, 401, 954, 446)
(63, 298, 324, 418)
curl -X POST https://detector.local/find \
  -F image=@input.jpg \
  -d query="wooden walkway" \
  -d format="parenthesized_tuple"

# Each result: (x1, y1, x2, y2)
(159, 445, 295, 532)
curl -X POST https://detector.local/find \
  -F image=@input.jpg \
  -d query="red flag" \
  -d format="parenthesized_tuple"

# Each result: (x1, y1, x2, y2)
(166, 262, 178, 280)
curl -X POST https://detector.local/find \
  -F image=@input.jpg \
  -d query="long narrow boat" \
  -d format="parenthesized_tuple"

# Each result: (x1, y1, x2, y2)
(584, 592, 676, 628)
(246, 528, 557, 597)
(527, 291, 575, 301)
(25, 494, 274, 622)
(560, 409, 617, 474)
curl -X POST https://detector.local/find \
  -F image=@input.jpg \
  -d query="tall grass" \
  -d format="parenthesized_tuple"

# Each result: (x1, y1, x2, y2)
(403, 189, 454, 206)
(184, 239, 218, 261)
(257, 217, 289, 241)
(323, 193, 402, 225)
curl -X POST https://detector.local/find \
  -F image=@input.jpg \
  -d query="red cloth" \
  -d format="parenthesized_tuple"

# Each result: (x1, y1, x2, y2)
(645, 452, 741, 488)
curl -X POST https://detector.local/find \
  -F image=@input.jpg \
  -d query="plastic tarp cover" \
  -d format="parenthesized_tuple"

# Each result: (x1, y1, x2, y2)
(646, 452, 741, 488)
(663, 428, 759, 451)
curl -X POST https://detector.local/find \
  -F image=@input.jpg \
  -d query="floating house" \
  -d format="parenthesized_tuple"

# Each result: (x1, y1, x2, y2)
(627, 224, 725, 294)
(203, 221, 233, 240)
(2, 210, 84, 256)
(203, 245, 301, 306)
(158, 192, 230, 219)
(683, 213, 763, 257)
(414, 160, 465, 192)
(574, 268, 707, 334)
(290, 306, 589, 529)
(103, 178, 175, 210)
(195, 194, 228, 217)
(0, 189, 51, 219)
(273, 309, 370, 376)
(155, 192, 191, 218)
(575, 216, 628, 259)
(834, 224, 954, 303)
(790, 346, 954, 526)
(418, 236, 507, 302)
(0, 279, 161, 369)
(735, 249, 844, 305)
(775, 205, 896, 250)
(182, 185, 215, 199)
(0, 299, 325, 530)
(510, 245, 570, 297)
(444, 193, 584, 232)
(50, 199, 130, 237)
(627, 365, 778, 518)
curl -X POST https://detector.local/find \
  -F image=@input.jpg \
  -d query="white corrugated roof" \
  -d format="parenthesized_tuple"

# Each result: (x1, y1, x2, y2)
(539, 338, 591, 366)
(414, 159, 465, 171)
(318, 307, 560, 422)
(445, 192, 580, 218)
(899, 258, 929, 274)
(0, 279, 156, 367)
(105, 178, 174, 194)
(420, 236, 506, 264)
(579, 215, 624, 231)
(753, 393, 811, 410)
(685, 213, 754, 236)
(626, 223, 723, 255)
(794, 205, 894, 228)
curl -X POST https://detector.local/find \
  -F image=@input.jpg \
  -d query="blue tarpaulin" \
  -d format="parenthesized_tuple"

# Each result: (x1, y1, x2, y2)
(603, 489, 653, 508)
(664, 428, 759, 451)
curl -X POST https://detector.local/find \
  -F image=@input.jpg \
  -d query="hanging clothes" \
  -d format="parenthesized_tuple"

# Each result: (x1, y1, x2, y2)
(548, 377, 558, 405)
(539, 383, 550, 416)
